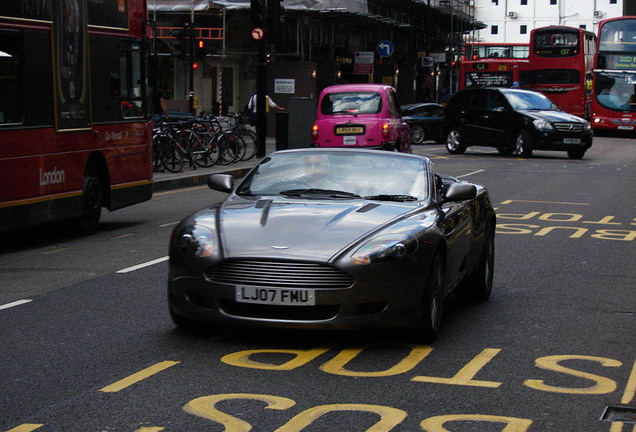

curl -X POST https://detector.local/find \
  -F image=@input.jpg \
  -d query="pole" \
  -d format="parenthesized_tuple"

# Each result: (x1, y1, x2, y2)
(256, 39, 267, 158)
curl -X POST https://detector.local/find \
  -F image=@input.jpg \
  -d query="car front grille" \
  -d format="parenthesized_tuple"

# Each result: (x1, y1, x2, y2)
(205, 260, 355, 289)
(553, 122, 583, 133)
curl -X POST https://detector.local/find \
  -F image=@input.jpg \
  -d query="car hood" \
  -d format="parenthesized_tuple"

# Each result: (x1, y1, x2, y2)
(215, 195, 418, 261)
(519, 110, 586, 123)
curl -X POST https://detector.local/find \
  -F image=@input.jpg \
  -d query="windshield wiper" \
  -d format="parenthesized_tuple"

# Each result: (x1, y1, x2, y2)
(280, 188, 361, 199)
(363, 194, 418, 202)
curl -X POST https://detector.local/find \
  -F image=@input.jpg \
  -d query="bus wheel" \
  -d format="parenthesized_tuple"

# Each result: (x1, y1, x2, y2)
(80, 175, 103, 231)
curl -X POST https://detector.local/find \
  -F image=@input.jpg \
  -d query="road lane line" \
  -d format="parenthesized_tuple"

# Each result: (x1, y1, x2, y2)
(457, 169, 486, 178)
(500, 199, 589, 206)
(159, 221, 179, 228)
(99, 361, 180, 393)
(40, 247, 72, 255)
(116, 256, 169, 274)
(5, 425, 43, 432)
(0, 299, 32, 311)
(621, 358, 636, 404)
(110, 233, 135, 240)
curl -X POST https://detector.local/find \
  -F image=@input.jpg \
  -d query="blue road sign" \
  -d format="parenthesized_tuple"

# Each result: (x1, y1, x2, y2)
(377, 40, 394, 57)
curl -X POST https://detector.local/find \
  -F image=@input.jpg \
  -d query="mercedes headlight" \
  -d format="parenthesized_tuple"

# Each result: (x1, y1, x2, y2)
(533, 119, 553, 131)
(351, 234, 417, 265)
(583, 122, 592, 131)
(175, 225, 216, 257)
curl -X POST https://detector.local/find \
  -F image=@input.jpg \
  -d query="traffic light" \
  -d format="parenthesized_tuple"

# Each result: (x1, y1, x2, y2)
(250, 0, 266, 30)
(195, 39, 206, 60)
(170, 26, 188, 60)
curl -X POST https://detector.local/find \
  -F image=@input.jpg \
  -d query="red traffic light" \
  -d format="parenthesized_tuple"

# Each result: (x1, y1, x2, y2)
(198, 40, 204, 49)
(193, 62, 199, 69)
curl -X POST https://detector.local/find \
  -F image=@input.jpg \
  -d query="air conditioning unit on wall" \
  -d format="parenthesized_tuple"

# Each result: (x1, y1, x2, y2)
(507, 11, 518, 19)
(594, 10, 604, 18)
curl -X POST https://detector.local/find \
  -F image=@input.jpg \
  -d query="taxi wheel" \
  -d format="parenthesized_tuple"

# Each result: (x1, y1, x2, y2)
(515, 130, 533, 158)
(414, 252, 445, 343)
(446, 128, 467, 154)
(411, 125, 426, 144)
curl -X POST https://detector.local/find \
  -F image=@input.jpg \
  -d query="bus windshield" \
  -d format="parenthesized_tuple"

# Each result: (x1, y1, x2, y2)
(599, 20, 636, 52)
(534, 31, 580, 56)
(594, 71, 636, 112)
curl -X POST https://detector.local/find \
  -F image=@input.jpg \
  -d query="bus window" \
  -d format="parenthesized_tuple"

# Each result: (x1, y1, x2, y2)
(119, 41, 144, 119)
(0, 31, 23, 125)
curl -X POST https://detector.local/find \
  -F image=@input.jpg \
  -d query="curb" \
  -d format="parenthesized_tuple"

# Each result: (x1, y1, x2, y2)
(152, 166, 255, 193)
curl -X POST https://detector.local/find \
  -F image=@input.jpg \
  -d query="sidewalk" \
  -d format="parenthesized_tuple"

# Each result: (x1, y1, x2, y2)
(152, 137, 277, 192)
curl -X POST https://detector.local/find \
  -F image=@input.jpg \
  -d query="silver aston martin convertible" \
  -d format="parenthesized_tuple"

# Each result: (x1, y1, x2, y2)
(168, 148, 496, 341)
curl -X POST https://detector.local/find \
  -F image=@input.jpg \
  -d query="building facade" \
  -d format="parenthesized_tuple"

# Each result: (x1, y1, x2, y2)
(472, 0, 627, 43)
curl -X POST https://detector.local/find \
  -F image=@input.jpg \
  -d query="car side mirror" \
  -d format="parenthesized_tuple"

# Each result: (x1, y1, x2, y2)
(208, 174, 234, 193)
(443, 183, 476, 203)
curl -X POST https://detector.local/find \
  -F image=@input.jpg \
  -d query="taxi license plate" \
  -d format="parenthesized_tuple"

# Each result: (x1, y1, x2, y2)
(618, 125, 634, 130)
(563, 138, 581, 144)
(335, 126, 364, 135)
(343, 136, 356, 146)
(236, 286, 315, 306)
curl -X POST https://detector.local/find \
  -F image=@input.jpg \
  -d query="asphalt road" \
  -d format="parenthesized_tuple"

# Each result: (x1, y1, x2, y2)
(0, 136, 635, 432)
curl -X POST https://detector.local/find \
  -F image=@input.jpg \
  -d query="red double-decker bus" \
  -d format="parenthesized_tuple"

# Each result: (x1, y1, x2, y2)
(525, 26, 596, 119)
(591, 16, 636, 133)
(0, 0, 153, 233)
(458, 43, 529, 90)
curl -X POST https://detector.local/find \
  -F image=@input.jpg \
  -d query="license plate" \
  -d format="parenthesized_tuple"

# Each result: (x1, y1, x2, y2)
(618, 125, 634, 130)
(343, 136, 356, 146)
(335, 126, 364, 135)
(235, 286, 315, 306)
(563, 138, 581, 144)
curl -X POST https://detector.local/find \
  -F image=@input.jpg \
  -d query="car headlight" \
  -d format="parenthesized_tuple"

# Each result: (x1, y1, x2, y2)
(583, 122, 592, 131)
(533, 119, 553, 131)
(351, 234, 418, 265)
(175, 225, 216, 257)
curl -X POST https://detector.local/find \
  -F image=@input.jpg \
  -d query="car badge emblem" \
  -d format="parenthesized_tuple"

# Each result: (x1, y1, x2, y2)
(271, 246, 290, 250)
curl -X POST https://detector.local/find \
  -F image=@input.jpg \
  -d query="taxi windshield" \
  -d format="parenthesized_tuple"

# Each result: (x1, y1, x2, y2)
(321, 92, 382, 115)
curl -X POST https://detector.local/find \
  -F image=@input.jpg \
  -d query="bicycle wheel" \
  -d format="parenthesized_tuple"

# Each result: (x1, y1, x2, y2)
(162, 138, 184, 173)
(217, 133, 238, 165)
(238, 129, 257, 161)
(152, 134, 166, 171)
(193, 134, 220, 168)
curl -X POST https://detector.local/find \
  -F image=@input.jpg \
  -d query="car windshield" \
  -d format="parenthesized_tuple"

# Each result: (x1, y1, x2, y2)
(503, 90, 556, 111)
(321, 91, 382, 115)
(236, 151, 429, 201)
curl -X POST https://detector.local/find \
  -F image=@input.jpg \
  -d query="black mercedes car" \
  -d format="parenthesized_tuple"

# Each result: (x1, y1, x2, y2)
(167, 149, 496, 342)
(400, 102, 445, 144)
(443, 87, 593, 159)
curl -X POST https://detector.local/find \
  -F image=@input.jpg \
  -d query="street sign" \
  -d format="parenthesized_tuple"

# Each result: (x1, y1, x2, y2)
(355, 51, 374, 64)
(251, 27, 264, 40)
(421, 56, 434, 67)
(377, 40, 394, 58)
(354, 63, 374, 75)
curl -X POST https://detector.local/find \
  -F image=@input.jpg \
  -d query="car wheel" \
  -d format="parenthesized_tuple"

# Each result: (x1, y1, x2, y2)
(459, 227, 494, 302)
(446, 128, 467, 154)
(567, 149, 586, 159)
(414, 252, 445, 343)
(497, 146, 515, 156)
(79, 175, 102, 232)
(411, 125, 425, 144)
(515, 130, 533, 158)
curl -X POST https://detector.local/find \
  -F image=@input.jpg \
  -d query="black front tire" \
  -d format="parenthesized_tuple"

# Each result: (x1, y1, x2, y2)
(515, 130, 533, 158)
(459, 228, 494, 302)
(446, 128, 467, 154)
(413, 252, 445, 343)
(411, 124, 426, 145)
(567, 149, 586, 159)
(79, 175, 102, 232)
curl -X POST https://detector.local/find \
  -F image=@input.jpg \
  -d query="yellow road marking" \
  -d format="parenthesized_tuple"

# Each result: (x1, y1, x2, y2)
(99, 361, 180, 393)
(500, 199, 589, 206)
(5, 425, 44, 432)
(621, 358, 636, 404)
(40, 247, 71, 255)
(110, 233, 135, 240)
(159, 221, 179, 228)
(135, 427, 165, 432)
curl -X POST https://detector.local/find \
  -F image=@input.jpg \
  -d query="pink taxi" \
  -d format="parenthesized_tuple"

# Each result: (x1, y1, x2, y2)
(311, 84, 411, 153)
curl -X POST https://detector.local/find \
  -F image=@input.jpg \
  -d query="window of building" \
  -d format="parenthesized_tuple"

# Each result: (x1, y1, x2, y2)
(521, 25, 527, 34)
(491, 25, 499, 35)
(579, 24, 586, 30)
(610, 0, 617, 4)
(492, 0, 499, 4)
(521, 0, 527, 4)
(550, 0, 557, 4)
